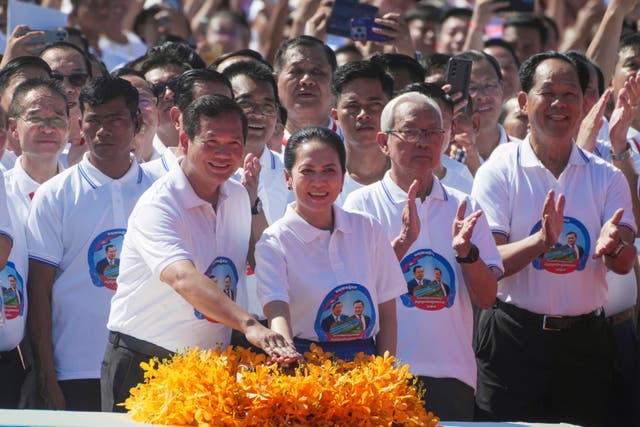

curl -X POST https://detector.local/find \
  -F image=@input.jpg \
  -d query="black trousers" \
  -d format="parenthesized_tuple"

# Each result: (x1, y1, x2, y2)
(416, 376, 474, 421)
(0, 347, 26, 409)
(58, 379, 101, 411)
(101, 331, 173, 413)
(475, 300, 614, 427)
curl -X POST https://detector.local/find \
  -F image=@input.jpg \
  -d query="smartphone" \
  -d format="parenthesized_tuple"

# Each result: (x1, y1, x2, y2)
(496, 0, 534, 13)
(445, 57, 472, 113)
(327, 0, 379, 38)
(350, 17, 391, 42)
(19, 28, 68, 45)
(162, 0, 181, 10)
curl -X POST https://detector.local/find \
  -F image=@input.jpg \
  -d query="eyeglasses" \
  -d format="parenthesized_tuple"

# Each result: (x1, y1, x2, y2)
(386, 128, 445, 143)
(151, 76, 180, 98)
(51, 73, 89, 88)
(468, 82, 501, 97)
(19, 115, 68, 128)
(237, 100, 277, 116)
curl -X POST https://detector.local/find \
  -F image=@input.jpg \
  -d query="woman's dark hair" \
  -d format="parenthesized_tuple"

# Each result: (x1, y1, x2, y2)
(285, 126, 346, 175)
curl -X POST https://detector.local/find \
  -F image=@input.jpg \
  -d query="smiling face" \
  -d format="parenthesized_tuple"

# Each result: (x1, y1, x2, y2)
(277, 45, 332, 123)
(353, 301, 364, 316)
(470, 59, 504, 129)
(484, 45, 520, 99)
(414, 266, 424, 281)
(230, 74, 277, 154)
(285, 139, 344, 227)
(332, 77, 389, 150)
(519, 58, 582, 141)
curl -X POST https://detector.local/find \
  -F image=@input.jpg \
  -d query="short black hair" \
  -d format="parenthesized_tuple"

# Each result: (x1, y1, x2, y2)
(40, 41, 93, 77)
(334, 44, 363, 61)
(484, 38, 520, 69)
(64, 26, 90, 52)
(140, 41, 205, 73)
(0, 56, 52, 92)
(619, 33, 640, 54)
(519, 51, 588, 94)
(457, 50, 503, 82)
(173, 69, 232, 112)
(504, 13, 547, 47)
(285, 126, 346, 175)
(182, 94, 247, 141)
(405, 4, 441, 23)
(330, 60, 394, 105)
(565, 51, 604, 96)
(9, 78, 68, 118)
(222, 60, 279, 104)
(79, 76, 139, 119)
(133, 5, 163, 43)
(274, 36, 337, 73)
(112, 67, 145, 80)
(540, 15, 559, 46)
(424, 53, 451, 80)
(210, 49, 271, 70)
(413, 265, 424, 273)
(397, 82, 454, 113)
(277, 104, 287, 126)
(439, 8, 472, 27)
(370, 53, 426, 85)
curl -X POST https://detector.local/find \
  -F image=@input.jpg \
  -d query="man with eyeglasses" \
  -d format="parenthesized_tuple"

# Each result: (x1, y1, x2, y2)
(26, 77, 152, 411)
(40, 42, 92, 168)
(344, 91, 501, 421)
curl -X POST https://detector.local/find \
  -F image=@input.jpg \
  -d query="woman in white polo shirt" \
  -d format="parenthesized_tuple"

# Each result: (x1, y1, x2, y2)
(255, 126, 406, 360)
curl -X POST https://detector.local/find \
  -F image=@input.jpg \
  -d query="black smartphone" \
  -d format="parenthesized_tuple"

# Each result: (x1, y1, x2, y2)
(327, 0, 379, 38)
(445, 57, 472, 113)
(350, 17, 391, 42)
(496, 0, 534, 12)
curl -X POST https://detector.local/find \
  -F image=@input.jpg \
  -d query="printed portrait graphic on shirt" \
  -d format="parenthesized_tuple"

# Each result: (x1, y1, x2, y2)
(400, 249, 456, 311)
(195, 256, 238, 323)
(0, 262, 25, 319)
(315, 284, 375, 342)
(88, 229, 126, 291)
(531, 217, 590, 274)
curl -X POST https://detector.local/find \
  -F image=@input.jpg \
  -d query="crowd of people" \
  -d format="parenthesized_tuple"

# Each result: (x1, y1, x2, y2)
(1, 0, 640, 425)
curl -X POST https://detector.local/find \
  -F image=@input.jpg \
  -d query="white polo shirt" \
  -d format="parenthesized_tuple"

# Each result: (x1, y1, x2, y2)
(26, 154, 151, 380)
(440, 155, 473, 194)
(232, 147, 288, 318)
(0, 149, 16, 172)
(344, 172, 502, 389)
(141, 148, 179, 182)
(108, 165, 251, 352)
(255, 204, 405, 343)
(472, 136, 636, 316)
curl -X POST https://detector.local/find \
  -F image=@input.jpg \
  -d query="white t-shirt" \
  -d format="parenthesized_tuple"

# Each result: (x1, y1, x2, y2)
(256, 204, 406, 343)
(99, 31, 147, 72)
(108, 166, 251, 352)
(0, 149, 17, 172)
(472, 136, 636, 316)
(26, 154, 151, 380)
(440, 155, 473, 194)
(142, 148, 180, 182)
(335, 172, 365, 207)
(344, 172, 502, 389)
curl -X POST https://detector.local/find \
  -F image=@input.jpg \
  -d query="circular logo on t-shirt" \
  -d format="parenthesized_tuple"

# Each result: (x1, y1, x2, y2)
(194, 257, 238, 323)
(531, 217, 590, 274)
(1, 262, 25, 320)
(315, 284, 375, 342)
(399, 249, 456, 311)
(88, 229, 126, 290)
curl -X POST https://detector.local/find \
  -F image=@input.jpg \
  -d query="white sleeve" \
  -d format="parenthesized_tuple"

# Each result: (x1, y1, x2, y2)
(0, 171, 13, 245)
(128, 201, 192, 278)
(471, 162, 511, 239)
(604, 169, 637, 234)
(372, 219, 406, 303)
(468, 196, 504, 277)
(255, 231, 290, 306)
(26, 184, 63, 266)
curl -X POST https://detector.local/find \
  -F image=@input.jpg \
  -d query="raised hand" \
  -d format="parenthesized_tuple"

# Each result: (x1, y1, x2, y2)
(241, 153, 261, 204)
(609, 73, 640, 152)
(539, 190, 566, 250)
(576, 88, 611, 152)
(593, 208, 625, 258)
(452, 199, 483, 257)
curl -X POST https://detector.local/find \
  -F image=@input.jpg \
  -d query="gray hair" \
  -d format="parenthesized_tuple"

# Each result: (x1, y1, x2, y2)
(380, 92, 442, 132)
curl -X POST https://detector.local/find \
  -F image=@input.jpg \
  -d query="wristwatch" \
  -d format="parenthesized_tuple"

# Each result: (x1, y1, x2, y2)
(251, 197, 263, 215)
(455, 244, 479, 264)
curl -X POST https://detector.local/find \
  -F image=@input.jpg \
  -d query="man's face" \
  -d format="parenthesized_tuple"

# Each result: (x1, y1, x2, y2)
(612, 45, 640, 98)
(415, 267, 425, 281)
(183, 112, 245, 189)
(206, 15, 246, 56)
(224, 276, 231, 289)
(502, 25, 543, 64)
(379, 100, 443, 178)
(437, 16, 469, 54)
(434, 269, 442, 281)
(354, 302, 364, 316)
(122, 75, 158, 161)
(469, 59, 504, 128)
(81, 96, 136, 169)
(0, 68, 51, 113)
(9, 276, 16, 289)
(145, 65, 183, 124)
(106, 246, 117, 259)
(175, 81, 233, 131)
(41, 48, 89, 109)
(519, 58, 582, 140)
(74, 0, 110, 38)
(332, 77, 389, 150)
(567, 233, 577, 245)
(408, 18, 437, 56)
(484, 46, 521, 99)
(435, 99, 453, 152)
(11, 88, 69, 161)
(231, 75, 277, 152)
(277, 45, 332, 120)
(332, 303, 343, 316)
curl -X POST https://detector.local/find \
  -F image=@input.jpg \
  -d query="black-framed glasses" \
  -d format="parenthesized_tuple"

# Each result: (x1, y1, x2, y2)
(151, 76, 180, 98)
(51, 72, 89, 88)
(237, 100, 277, 116)
(386, 128, 445, 143)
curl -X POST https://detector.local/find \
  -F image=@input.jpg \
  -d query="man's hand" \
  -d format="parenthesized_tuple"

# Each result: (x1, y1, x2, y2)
(609, 73, 640, 152)
(593, 208, 625, 258)
(452, 199, 482, 257)
(243, 321, 302, 364)
(1, 25, 46, 67)
(38, 374, 65, 410)
(539, 190, 566, 250)
(576, 88, 610, 152)
(241, 153, 261, 205)
(371, 13, 414, 57)
(392, 180, 420, 260)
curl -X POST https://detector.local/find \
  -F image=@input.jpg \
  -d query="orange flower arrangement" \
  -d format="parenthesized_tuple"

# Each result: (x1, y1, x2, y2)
(125, 345, 441, 427)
